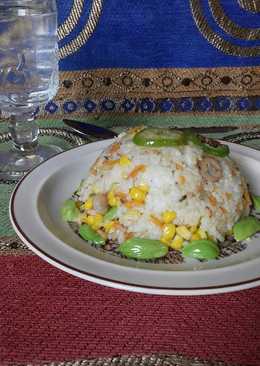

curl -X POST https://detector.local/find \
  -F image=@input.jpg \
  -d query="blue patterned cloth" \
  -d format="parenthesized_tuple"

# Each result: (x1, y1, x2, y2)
(57, 0, 260, 70)
(39, 0, 260, 118)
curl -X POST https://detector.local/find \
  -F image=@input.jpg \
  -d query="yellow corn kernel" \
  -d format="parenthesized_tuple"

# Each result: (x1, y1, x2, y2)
(170, 235, 184, 250)
(197, 228, 207, 239)
(83, 197, 93, 210)
(129, 187, 146, 203)
(190, 225, 197, 233)
(191, 233, 201, 241)
(104, 221, 115, 233)
(162, 210, 177, 224)
(160, 237, 171, 246)
(108, 190, 119, 207)
(92, 214, 103, 230)
(162, 223, 176, 241)
(119, 155, 131, 166)
(176, 226, 192, 240)
(81, 215, 89, 224)
(138, 183, 149, 193)
(85, 215, 95, 226)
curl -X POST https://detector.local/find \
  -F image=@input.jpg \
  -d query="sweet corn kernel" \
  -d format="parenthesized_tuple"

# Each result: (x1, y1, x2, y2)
(81, 215, 89, 224)
(160, 237, 171, 246)
(191, 233, 201, 241)
(91, 214, 103, 230)
(138, 183, 149, 193)
(162, 210, 177, 224)
(150, 214, 164, 228)
(119, 155, 131, 166)
(197, 228, 207, 239)
(104, 221, 115, 233)
(129, 187, 146, 202)
(86, 215, 95, 226)
(162, 223, 176, 241)
(190, 225, 197, 233)
(176, 226, 192, 240)
(84, 198, 93, 210)
(170, 235, 184, 250)
(108, 190, 119, 207)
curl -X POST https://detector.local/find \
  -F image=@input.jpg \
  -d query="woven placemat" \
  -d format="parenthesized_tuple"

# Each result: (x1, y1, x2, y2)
(1, 118, 260, 366)
(1, 254, 259, 366)
(24, 354, 242, 366)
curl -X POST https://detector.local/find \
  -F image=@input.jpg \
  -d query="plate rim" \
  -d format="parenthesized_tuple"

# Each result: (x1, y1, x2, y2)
(9, 140, 260, 295)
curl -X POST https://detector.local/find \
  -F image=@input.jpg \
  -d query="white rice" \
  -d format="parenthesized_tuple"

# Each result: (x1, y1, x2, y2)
(78, 129, 250, 243)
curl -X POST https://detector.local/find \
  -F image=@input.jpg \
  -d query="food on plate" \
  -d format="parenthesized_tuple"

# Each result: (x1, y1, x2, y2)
(61, 126, 260, 263)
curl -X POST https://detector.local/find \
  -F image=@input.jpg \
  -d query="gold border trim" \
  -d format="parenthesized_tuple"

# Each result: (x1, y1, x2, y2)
(58, 0, 103, 60)
(57, 67, 260, 99)
(238, 0, 260, 13)
(190, 0, 260, 56)
(209, 0, 260, 40)
(0, 236, 33, 255)
(58, 0, 85, 41)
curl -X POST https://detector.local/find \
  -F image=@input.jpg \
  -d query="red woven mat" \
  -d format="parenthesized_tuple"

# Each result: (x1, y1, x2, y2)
(0, 255, 259, 366)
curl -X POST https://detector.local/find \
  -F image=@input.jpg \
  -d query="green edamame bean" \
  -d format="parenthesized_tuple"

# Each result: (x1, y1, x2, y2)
(182, 240, 219, 260)
(60, 199, 80, 222)
(118, 237, 168, 260)
(252, 195, 260, 213)
(233, 216, 260, 241)
(104, 207, 118, 222)
(79, 224, 105, 245)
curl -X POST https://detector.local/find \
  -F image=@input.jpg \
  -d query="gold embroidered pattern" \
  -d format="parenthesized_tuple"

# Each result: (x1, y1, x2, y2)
(209, 0, 260, 40)
(238, 0, 260, 13)
(190, 0, 260, 56)
(57, 67, 260, 100)
(58, 0, 84, 41)
(58, 0, 103, 60)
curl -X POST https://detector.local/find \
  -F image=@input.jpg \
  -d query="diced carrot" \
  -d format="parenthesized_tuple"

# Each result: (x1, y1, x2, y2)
(150, 214, 164, 228)
(128, 164, 146, 179)
(220, 207, 227, 214)
(108, 143, 120, 154)
(208, 194, 217, 207)
(103, 159, 119, 167)
(125, 200, 144, 208)
(197, 184, 203, 193)
(175, 163, 184, 170)
(206, 207, 213, 218)
(115, 191, 128, 203)
(125, 232, 134, 240)
(178, 175, 186, 185)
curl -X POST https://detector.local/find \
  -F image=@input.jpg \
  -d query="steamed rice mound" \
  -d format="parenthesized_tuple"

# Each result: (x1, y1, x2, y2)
(77, 128, 251, 245)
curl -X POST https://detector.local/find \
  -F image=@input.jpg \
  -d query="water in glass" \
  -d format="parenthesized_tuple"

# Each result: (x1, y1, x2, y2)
(0, 1, 61, 180)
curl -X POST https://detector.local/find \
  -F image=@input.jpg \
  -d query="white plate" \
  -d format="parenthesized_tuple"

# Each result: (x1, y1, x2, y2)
(10, 139, 260, 295)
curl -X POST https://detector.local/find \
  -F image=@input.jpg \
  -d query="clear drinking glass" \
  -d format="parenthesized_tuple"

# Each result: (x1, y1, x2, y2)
(0, 0, 61, 180)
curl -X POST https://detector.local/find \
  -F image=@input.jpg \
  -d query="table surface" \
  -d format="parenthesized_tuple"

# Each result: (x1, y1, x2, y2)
(1, 116, 260, 366)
